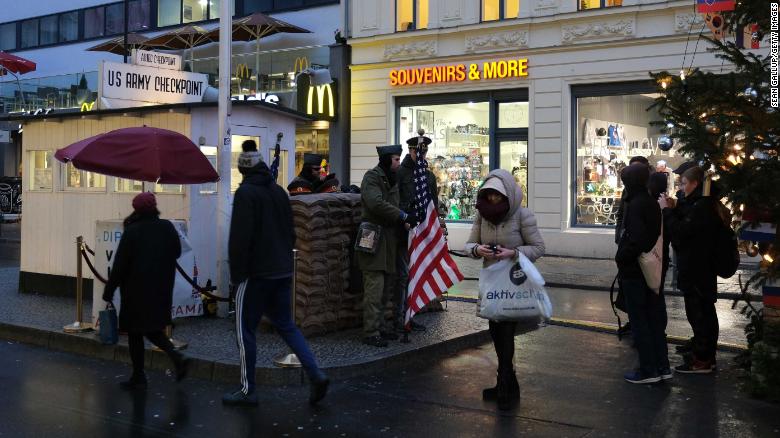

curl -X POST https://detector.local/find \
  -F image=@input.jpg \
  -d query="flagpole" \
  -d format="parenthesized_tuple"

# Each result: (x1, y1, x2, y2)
(216, 0, 232, 316)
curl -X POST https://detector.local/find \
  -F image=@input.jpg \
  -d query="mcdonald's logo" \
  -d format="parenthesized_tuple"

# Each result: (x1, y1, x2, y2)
(293, 57, 309, 73)
(80, 101, 95, 112)
(236, 63, 251, 79)
(307, 84, 335, 118)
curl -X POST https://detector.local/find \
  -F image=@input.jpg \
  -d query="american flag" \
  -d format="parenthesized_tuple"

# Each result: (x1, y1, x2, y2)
(405, 155, 464, 326)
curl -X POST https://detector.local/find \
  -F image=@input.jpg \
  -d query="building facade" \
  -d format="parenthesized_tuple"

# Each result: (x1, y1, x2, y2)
(346, 0, 734, 258)
(0, 0, 349, 184)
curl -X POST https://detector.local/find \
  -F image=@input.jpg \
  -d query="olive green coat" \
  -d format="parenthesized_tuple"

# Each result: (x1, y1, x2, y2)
(356, 166, 402, 273)
(397, 155, 439, 216)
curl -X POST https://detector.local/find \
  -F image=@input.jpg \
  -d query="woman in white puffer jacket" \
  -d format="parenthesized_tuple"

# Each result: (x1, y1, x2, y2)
(465, 168, 545, 410)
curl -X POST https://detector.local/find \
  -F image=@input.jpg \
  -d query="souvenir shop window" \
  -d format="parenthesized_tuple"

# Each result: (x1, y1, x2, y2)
(63, 163, 106, 191)
(28, 150, 53, 191)
(573, 90, 681, 227)
(398, 102, 490, 221)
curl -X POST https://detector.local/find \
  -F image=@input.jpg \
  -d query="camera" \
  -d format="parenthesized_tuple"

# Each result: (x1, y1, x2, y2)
(488, 244, 498, 254)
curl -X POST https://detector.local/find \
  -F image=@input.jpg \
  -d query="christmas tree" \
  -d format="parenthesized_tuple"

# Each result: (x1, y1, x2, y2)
(649, 0, 779, 399)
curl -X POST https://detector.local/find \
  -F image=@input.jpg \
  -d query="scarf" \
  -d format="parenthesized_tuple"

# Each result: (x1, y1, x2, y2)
(476, 197, 510, 225)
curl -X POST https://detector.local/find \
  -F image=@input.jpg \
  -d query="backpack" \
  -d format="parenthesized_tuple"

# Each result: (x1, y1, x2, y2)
(711, 200, 740, 279)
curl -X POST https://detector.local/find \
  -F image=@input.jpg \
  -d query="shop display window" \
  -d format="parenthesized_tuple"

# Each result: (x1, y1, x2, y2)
(295, 122, 329, 176)
(399, 102, 490, 221)
(63, 163, 106, 191)
(28, 151, 52, 191)
(573, 89, 680, 227)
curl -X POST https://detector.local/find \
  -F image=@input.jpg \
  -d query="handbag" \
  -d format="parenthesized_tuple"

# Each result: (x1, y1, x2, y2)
(354, 222, 382, 254)
(477, 255, 552, 322)
(99, 302, 119, 345)
(638, 215, 663, 294)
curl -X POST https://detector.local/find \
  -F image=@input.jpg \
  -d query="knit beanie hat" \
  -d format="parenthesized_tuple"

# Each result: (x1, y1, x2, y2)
(237, 151, 263, 170)
(132, 192, 157, 213)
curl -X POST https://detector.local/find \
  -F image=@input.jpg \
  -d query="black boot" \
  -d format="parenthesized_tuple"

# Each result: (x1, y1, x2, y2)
(120, 372, 148, 390)
(482, 373, 500, 401)
(173, 353, 191, 382)
(484, 370, 519, 402)
(496, 371, 512, 411)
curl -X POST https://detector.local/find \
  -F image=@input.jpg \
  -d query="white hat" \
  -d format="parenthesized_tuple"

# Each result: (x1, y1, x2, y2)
(237, 151, 263, 169)
(480, 177, 507, 197)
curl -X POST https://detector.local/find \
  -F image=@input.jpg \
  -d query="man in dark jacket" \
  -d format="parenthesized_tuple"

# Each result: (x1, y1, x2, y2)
(615, 163, 669, 384)
(103, 192, 189, 390)
(287, 153, 340, 195)
(357, 145, 417, 347)
(396, 132, 440, 332)
(222, 147, 329, 406)
(660, 166, 720, 374)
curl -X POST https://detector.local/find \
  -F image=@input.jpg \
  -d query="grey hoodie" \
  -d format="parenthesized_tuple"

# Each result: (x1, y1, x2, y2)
(465, 169, 545, 266)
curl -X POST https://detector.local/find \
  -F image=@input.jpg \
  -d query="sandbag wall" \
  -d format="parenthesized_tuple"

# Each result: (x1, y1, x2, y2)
(290, 193, 363, 336)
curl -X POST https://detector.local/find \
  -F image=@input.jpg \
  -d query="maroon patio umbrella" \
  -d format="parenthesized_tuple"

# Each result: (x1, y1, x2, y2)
(55, 126, 219, 184)
(0, 51, 37, 74)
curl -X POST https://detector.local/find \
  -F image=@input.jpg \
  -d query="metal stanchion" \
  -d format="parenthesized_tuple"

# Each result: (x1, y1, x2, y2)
(63, 236, 94, 333)
(274, 249, 301, 368)
(152, 325, 188, 351)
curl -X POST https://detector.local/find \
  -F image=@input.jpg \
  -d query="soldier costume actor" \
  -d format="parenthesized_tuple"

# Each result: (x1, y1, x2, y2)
(356, 145, 418, 347)
(396, 130, 440, 332)
(287, 153, 340, 195)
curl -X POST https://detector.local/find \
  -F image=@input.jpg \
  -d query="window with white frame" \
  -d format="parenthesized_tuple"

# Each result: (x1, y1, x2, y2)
(115, 178, 144, 193)
(63, 163, 106, 190)
(482, 0, 520, 21)
(396, 0, 428, 32)
(154, 183, 184, 194)
(199, 146, 217, 194)
(28, 150, 53, 191)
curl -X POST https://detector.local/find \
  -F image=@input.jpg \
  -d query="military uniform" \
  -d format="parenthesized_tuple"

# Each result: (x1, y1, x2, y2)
(357, 146, 405, 344)
(288, 153, 340, 195)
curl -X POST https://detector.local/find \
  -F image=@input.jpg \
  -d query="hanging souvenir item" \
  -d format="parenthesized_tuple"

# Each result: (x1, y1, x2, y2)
(735, 24, 760, 49)
(696, 0, 735, 13)
(703, 13, 725, 40)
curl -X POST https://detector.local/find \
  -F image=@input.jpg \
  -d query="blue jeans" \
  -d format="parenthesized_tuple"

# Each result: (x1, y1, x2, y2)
(620, 277, 670, 376)
(235, 276, 324, 394)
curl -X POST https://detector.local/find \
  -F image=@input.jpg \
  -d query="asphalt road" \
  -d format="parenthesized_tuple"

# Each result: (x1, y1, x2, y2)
(1, 325, 778, 438)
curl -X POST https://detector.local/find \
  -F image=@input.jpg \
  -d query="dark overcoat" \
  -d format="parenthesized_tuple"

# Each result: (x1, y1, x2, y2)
(103, 216, 182, 332)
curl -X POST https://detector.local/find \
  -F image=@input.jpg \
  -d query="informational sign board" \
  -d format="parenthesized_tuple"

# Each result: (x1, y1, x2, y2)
(98, 61, 207, 108)
(93, 220, 203, 329)
(131, 49, 182, 71)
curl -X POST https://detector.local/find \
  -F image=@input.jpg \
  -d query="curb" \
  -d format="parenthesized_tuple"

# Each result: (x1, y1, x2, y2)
(0, 320, 492, 386)
(547, 317, 748, 353)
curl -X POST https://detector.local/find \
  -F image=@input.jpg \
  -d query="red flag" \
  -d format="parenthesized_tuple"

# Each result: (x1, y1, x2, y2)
(406, 157, 463, 325)
(696, 0, 735, 13)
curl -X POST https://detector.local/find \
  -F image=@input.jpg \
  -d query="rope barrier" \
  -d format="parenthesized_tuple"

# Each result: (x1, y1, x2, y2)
(81, 242, 230, 302)
(80, 247, 108, 284)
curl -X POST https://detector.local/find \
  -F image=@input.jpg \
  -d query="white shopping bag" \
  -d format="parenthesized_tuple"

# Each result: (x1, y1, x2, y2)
(477, 255, 552, 322)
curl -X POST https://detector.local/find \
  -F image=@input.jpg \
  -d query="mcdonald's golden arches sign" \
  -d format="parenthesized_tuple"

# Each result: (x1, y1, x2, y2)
(296, 74, 337, 121)
(235, 63, 251, 79)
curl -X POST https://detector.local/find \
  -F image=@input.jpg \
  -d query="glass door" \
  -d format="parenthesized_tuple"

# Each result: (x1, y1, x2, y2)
(498, 140, 528, 207)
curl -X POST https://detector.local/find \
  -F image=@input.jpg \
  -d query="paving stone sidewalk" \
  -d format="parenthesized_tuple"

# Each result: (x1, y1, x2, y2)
(452, 254, 761, 297)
